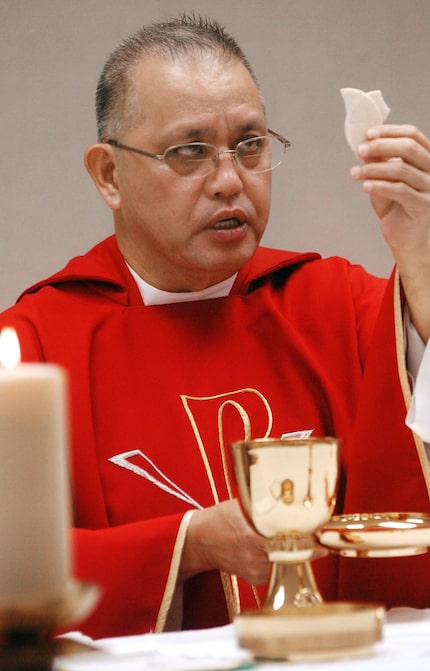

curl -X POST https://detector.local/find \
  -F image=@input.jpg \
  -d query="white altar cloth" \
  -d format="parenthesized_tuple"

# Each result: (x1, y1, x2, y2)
(55, 607, 430, 671)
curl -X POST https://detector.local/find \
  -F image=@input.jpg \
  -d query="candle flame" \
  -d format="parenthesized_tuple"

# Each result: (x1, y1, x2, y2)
(0, 327, 21, 369)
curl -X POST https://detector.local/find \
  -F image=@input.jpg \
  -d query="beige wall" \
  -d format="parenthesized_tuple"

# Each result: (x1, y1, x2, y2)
(1, 0, 429, 310)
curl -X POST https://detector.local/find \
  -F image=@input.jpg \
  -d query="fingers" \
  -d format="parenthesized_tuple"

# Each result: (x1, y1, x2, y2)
(181, 499, 271, 585)
(220, 500, 271, 585)
(367, 124, 430, 151)
(349, 125, 430, 214)
(353, 159, 430, 194)
(355, 124, 430, 177)
(347, 124, 430, 343)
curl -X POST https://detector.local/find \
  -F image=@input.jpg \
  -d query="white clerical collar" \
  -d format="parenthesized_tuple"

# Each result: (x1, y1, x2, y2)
(126, 262, 237, 306)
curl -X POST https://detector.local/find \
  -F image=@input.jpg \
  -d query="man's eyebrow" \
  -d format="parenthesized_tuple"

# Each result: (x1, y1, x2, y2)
(236, 122, 267, 135)
(161, 125, 210, 142)
(182, 126, 210, 139)
(164, 121, 267, 143)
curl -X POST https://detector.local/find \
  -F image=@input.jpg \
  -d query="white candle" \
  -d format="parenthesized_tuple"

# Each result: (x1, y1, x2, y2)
(0, 327, 71, 606)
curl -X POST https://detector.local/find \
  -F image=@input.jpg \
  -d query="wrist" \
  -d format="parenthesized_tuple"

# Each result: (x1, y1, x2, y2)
(178, 508, 211, 582)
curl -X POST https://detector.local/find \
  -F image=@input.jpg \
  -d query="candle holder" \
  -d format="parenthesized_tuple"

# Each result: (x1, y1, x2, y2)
(230, 437, 384, 661)
(0, 580, 99, 670)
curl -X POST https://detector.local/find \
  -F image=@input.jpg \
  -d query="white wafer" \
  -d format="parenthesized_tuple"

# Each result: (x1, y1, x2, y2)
(341, 88, 390, 156)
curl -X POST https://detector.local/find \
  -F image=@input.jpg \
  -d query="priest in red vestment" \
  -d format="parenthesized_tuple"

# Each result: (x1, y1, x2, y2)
(1, 15, 430, 638)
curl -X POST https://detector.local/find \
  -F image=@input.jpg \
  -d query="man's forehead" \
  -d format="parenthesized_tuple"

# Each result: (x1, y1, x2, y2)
(131, 55, 264, 131)
(134, 52, 259, 96)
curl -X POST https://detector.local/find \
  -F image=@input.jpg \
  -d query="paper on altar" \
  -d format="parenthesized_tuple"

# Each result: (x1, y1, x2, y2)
(54, 624, 253, 671)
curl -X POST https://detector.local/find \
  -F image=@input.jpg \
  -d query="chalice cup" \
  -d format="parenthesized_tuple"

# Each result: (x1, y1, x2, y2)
(231, 436, 340, 610)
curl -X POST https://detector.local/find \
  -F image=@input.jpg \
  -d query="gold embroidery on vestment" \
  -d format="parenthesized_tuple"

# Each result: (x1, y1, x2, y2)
(156, 509, 196, 632)
(180, 388, 272, 615)
(180, 388, 273, 504)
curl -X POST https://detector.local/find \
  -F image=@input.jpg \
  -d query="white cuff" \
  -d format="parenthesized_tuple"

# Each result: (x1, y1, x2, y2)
(405, 309, 430, 442)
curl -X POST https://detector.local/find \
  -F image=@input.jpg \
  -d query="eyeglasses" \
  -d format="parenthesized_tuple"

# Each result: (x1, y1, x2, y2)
(106, 129, 290, 179)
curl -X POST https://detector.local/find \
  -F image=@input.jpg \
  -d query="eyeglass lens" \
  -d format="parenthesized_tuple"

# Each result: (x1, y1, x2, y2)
(164, 136, 285, 178)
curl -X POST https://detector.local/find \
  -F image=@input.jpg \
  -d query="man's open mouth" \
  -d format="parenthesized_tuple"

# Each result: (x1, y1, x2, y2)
(211, 218, 244, 230)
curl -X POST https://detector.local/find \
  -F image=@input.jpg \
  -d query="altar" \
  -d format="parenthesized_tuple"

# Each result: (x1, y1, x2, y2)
(54, 607, 430, 671)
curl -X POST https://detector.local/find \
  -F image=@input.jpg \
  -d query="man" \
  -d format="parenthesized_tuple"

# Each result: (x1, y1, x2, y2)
(2, 14, 430, 638)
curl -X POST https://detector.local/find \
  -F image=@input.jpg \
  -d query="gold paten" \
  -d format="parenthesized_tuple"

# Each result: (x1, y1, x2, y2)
(318, 511, 430, 557)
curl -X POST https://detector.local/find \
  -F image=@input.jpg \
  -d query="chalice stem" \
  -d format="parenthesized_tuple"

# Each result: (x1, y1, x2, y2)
(265, 560, 323, 610)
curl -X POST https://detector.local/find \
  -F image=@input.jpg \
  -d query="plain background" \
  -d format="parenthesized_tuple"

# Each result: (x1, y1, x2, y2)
(1, 0, 429, 310)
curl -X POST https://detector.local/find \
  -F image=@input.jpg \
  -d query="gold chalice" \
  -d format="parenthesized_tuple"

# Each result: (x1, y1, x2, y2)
(230, 437, 384, 660)
(231, 437, 339, 609)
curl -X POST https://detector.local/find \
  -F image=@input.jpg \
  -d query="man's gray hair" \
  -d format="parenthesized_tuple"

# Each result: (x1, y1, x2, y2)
(95, 13, 262, 142)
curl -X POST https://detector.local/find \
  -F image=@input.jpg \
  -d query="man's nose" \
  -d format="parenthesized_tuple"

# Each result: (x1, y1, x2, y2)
(206, 151, 243, 197)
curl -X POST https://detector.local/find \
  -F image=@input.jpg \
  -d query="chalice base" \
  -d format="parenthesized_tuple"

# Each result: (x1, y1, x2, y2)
(234, 602, 385, 661)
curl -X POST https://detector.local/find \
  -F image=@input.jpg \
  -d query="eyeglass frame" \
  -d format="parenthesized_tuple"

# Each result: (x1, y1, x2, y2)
(106, 129, 291, 178)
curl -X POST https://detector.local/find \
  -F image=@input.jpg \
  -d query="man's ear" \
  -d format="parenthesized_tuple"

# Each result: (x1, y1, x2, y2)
(84, 144, 121, 211)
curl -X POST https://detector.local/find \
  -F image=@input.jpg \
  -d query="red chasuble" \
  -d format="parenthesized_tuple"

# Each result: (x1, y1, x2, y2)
(1, 235, 429, 638)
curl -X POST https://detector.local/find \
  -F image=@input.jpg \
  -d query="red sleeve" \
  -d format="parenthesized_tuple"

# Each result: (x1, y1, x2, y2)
(69, 514, 185, 638)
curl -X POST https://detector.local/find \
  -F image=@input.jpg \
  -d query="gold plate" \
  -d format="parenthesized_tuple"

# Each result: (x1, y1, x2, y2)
(317, 512, 430, 557)
(234, 602, 384, 661)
